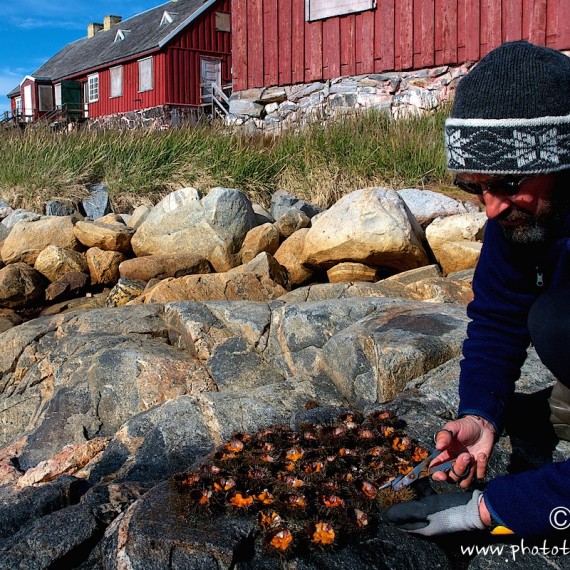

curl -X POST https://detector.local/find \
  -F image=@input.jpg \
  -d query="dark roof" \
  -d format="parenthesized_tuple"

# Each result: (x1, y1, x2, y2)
(31, 0, 217, 82)
(7, 85, 20, 98)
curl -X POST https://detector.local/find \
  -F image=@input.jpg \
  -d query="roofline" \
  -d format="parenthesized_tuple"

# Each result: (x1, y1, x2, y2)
(158, 0, 218, 48)
(54, 46, 161, 82)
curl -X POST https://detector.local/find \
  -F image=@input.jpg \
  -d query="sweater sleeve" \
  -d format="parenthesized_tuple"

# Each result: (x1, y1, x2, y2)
(484, 458, 570, 536)
(458, 220, 542, 431)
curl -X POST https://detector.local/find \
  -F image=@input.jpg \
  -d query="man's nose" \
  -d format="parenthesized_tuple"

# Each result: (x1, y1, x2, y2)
(481, 191, 512, 219)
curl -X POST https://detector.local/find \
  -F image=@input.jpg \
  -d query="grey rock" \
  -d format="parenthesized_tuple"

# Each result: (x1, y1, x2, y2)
(0, 502, 101, 569)
(0, 223, 9, 241)
(275, 208, 311, 239)
(0, 201, 14, 220)
(0, 475, 86, 543)
(1, 208, 41, 229)
(45, 199, 81, 217)
(270, 190, 323, 221)
(252, 203, 274, 225)
(398, 188, 468, 227)
(82, 183, 111, 220)
(229, 99, 264, 117)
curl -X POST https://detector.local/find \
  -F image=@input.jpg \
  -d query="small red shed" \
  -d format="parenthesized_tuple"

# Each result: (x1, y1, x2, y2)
(7, 0, 232, 125)
(231, 0, 570, 92)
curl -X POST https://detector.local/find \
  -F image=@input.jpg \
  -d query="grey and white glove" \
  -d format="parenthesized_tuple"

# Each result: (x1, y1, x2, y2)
(386, 490, 486, 536)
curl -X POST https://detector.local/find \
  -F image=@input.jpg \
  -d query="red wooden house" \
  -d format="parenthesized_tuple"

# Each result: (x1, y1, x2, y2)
(231, 0, 570, 92)
(7, 0, 231, 125)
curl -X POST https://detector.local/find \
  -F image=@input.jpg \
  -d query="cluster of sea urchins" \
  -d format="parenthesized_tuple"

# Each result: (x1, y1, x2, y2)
(174, 409, 427, 555)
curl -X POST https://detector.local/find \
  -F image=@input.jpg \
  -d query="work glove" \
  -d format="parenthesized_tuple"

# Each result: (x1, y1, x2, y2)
(386, 489, 486, 536)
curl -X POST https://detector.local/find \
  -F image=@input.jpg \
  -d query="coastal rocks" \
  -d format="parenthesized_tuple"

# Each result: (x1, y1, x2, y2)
(73, 220, 135, 254)
(86, 248, 126, 285)
(327, 262, 378, 283)
(425, 212, 487, 274)
(0, 262, 46, 309)
(136, 271, 287, 304)
(274, 228, 315, 286)
(45, 271, 90, 303)
(131, 187, 256, 272)
(33, 245, 88, 283)
(239, 223, 280, 264)
(301, 188, 428, 272)
(1, 216, 81, 265)
(119, 253, 213, 281)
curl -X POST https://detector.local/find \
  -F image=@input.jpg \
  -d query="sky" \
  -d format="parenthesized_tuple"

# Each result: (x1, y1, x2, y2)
(0, 0, 166, 116)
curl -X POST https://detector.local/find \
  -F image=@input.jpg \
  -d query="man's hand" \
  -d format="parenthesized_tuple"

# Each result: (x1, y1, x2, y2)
(386, 490, 486, 536)
(431, 415, 496, 488)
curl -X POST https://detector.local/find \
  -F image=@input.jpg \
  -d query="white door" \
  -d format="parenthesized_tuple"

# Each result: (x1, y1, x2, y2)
(23, 84, 32, 121)
(200, 58, 222, 105)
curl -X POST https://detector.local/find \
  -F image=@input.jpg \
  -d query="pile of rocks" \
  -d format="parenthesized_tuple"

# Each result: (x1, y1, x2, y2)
(0, 184, 484, 327)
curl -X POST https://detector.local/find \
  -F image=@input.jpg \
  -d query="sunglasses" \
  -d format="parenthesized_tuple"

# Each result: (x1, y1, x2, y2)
(453, 175, 530, 196)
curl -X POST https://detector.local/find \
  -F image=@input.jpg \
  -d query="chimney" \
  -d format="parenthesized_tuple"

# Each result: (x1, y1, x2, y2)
(88, 23, 104, 38)
(104, 15, 122, 31)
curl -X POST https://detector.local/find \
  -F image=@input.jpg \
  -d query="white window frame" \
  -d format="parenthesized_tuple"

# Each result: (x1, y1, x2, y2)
(138, 56, 154, 93)
(305, 0, 376, 21)
(110, 65, 123, 98)
(88, 73, 99, 103)
(15, 97, 22, 115)
(38, 85, 54, 112)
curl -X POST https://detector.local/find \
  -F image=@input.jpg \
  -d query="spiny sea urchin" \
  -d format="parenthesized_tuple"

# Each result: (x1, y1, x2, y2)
(173, 409, 427, 556)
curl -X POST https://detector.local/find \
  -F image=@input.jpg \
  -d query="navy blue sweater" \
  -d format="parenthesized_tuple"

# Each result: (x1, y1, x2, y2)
(458, 218, 570, 537)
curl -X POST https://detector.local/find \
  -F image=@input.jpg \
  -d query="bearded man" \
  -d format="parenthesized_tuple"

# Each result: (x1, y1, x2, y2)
(387, 41, 570, 537)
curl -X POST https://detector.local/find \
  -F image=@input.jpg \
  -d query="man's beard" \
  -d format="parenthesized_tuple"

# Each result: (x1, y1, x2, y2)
(498, 189, 569, 244)
(498, 207, 556, 244)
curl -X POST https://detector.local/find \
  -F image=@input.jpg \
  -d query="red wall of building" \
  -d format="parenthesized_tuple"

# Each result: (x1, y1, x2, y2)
(86, 52, 167, 117)
(165, 0, 232, 105)
(231, 0, 570, 91)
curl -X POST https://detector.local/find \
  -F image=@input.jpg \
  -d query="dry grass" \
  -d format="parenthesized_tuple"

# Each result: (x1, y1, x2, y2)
(0, 108, 456, 212)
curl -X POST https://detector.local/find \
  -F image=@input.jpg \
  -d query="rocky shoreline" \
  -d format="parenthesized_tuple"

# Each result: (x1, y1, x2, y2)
(0, 184, 567, 569)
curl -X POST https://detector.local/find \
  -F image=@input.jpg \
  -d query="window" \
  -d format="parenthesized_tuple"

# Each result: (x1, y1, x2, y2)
(88, 74, 99, 102)
(15, 97, 22, 116)
(38, 85, 54, 112)
(138, 57, 153, 92)
(110, 66, 123, 98)
(305, 0, 376, 21)
(114, 29, 131, 42)
(160, 11, 177, 26)
(215, 12, 231, 32)
(54, 83, 62, 107)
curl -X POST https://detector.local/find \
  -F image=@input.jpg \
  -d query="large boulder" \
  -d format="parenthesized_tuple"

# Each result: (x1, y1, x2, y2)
(136, 271, 287, 304)
(300, 188, 429, 272)
(0, 263, 46, 309)
(1, 217, 81, 265)
(131, 188, 256, 272)
(86, 248, 126, 285)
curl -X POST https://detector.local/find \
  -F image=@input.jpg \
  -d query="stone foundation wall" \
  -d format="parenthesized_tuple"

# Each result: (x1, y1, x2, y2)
(227, 61, 475, 132)
(86, 105, 205, 130)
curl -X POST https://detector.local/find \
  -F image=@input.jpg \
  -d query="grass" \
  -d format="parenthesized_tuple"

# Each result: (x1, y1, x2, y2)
(0, 107, 458, 212)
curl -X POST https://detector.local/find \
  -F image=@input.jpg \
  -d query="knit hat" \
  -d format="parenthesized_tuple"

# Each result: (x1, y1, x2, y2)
(445, 41, 570, 174)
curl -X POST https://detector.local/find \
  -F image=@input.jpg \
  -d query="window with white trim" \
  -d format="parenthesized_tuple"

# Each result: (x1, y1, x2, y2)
(110, 66, 123, 98)
(305, 0, 376, 21)
(38, 85, 54, 112)
(15, 97, 22, 115)
(88, 74, 99, 102)
(138, 57, 153, 92)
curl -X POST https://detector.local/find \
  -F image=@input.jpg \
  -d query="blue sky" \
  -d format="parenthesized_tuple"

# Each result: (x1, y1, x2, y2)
(0, 0, 165, 115)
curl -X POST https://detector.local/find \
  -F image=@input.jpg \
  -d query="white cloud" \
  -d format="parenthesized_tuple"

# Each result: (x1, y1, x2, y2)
(9, 17, 84, 30)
